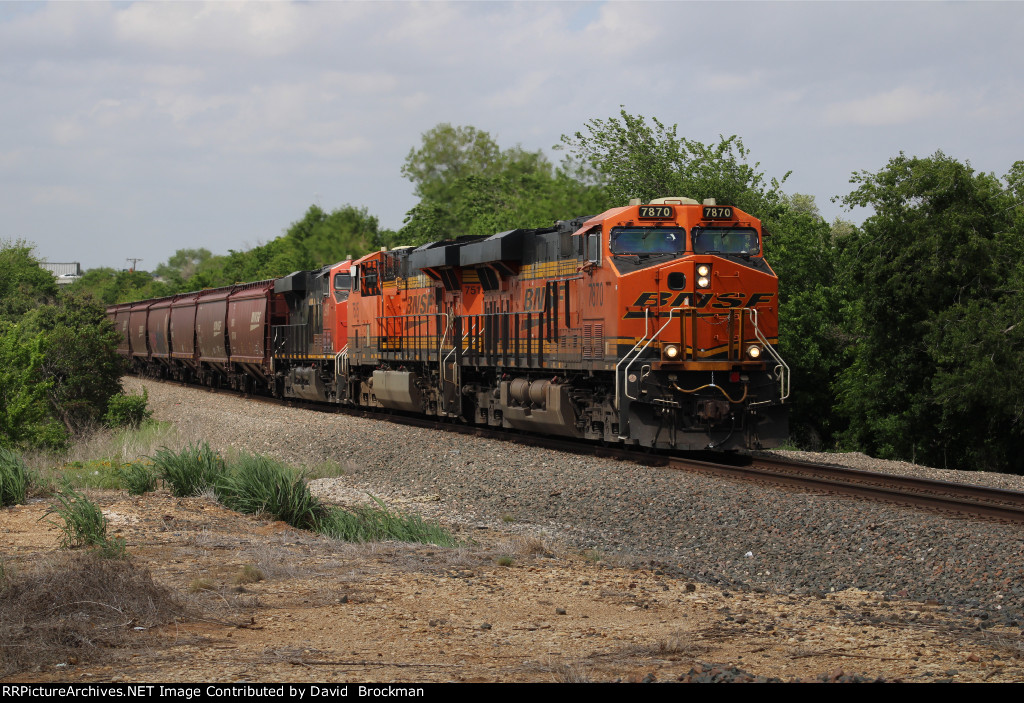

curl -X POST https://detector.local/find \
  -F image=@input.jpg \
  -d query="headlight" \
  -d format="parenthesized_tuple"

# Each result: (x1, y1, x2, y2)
(663, 344, 680, 359)
(697, 264, 710, 277)
(747, 345, 762, 359)
(697, 276, 710, 288)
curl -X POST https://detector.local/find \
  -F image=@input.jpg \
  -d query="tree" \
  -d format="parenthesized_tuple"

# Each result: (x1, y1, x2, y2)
(0, 321, 64, 449)
(70, 267, 168, 305)
(402, 124, 507, 202)
(0, 240, 58, 322)
(762, 196, 846, 448)
(834, 152, 1022, 470)
(22, 290, 126, 436)
(559, 109, 790, 219)
(397, 124, 608, 245)
(154, 248, 213, 286)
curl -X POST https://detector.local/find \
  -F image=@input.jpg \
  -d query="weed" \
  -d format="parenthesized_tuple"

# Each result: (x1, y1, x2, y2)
(496, 555, 514, 567)
(56, 459, 124, 490)
(43, 485, 126, 558)
(152, 442, 226, 498)
(315, 495, 457, 547)
(219, 453, 323, 529)
(0, 448, 31, 507)
(303, 459, 347, 479)
(501, 513, 515, 523)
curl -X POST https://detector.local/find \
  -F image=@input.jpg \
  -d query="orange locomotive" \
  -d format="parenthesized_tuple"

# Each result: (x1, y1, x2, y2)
(338, 196, 787, 450)
(110, 197, 788, 451)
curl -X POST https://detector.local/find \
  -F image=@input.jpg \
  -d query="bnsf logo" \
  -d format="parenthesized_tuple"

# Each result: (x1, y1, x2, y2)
(623, 292, 774, 318)
(407, 292, 434, 315)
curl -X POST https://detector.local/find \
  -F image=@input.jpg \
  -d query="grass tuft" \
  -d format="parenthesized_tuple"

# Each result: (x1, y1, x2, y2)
(119, 461, 157, 495)
(151, 442, 226, 498)
(219, 453, 323, 529)
(233, 564, 265, 585)
(315, 495, 456, 547)
(43, 485, 126, 558)
(0, 448, 32, 507)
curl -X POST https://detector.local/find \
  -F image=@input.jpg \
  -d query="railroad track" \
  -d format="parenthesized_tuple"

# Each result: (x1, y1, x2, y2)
(182, 379, 1024, 524)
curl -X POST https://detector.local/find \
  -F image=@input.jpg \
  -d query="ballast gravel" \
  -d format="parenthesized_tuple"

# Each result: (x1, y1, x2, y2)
(129, 378, 1024, 630)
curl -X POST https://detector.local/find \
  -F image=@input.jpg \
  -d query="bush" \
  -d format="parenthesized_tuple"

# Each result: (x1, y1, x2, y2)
(0, 448, 31, 507)
(104, 389, 152, 429)
(151, 443, 226, 498)
(219, 453, 323, 530)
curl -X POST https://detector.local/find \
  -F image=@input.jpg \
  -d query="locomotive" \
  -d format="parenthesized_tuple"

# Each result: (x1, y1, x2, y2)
(109, 197, 788, 451)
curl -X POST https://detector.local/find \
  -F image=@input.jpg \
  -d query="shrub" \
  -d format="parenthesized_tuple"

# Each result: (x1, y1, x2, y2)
(0, 447, 31, 506)
(104, 389, 152, 429)
(151, 442, 226, 498)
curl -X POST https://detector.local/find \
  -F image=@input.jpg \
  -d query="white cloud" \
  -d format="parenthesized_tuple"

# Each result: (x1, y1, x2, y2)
(824, 87, 956, 127)
(30, 185, 93, 208)
(114, 1, 307, 57)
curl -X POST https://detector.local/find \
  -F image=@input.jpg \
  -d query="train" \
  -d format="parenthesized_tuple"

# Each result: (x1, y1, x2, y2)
(108, 197, 789, 451)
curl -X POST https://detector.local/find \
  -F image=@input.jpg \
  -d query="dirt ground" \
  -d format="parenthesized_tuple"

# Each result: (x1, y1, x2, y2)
(2, 489, 1023, 684)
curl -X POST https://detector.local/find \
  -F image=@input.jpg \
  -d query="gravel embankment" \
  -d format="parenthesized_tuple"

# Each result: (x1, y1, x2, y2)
(128, 378, 1024, 628)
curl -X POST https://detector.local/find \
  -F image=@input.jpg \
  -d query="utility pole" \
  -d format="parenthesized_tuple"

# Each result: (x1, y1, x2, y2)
(126, 258, 143, 272)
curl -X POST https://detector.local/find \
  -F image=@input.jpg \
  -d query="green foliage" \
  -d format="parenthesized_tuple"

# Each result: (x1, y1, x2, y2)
(119, 462, 157, 496)
(44, 485, 126, 558)
(762, 198, 848, 447)
(401, 123, 508, 202)
(0, 251, 124, 450)
(396, 123, 608, 246)
(0, 322, 65, 449)
(0, 448, 32, 506)
(104, 389, 152, 429)
(0, 241, 58, 322)
(22, 290, 126, 436)
(151, 442, 227, 498)
(560, 109, 790, 220)
(835, 152, 1024, 470)
(314, 495, 456, 546)
(153, 248, 213, 285)
(69, 268, 169, 306)
(218, 453, 323, 529)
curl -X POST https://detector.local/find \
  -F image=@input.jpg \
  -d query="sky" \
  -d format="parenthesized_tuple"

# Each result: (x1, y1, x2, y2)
(2, 0, 1022, 272)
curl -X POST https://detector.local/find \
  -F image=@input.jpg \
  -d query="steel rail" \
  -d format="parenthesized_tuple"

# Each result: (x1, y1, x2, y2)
(170, 379, 1024, 524)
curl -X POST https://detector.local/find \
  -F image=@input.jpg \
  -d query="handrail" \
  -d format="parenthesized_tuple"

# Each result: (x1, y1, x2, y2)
(620, 307, 688, 404)
(747, 308, 790, 403)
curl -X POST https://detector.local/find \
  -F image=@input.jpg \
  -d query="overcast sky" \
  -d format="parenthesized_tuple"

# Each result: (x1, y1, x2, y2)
(2, 1, 1021, 272)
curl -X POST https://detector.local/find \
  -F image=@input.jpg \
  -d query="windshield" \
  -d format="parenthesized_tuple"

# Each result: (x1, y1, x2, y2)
(692, 227, 760, 255)
(610, 227, 686, 255)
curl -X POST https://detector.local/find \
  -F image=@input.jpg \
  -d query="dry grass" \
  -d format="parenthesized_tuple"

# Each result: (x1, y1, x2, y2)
(542, 660, 591, 683)
(233, 565, 265, 585)
(0, 551, 185, 677)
